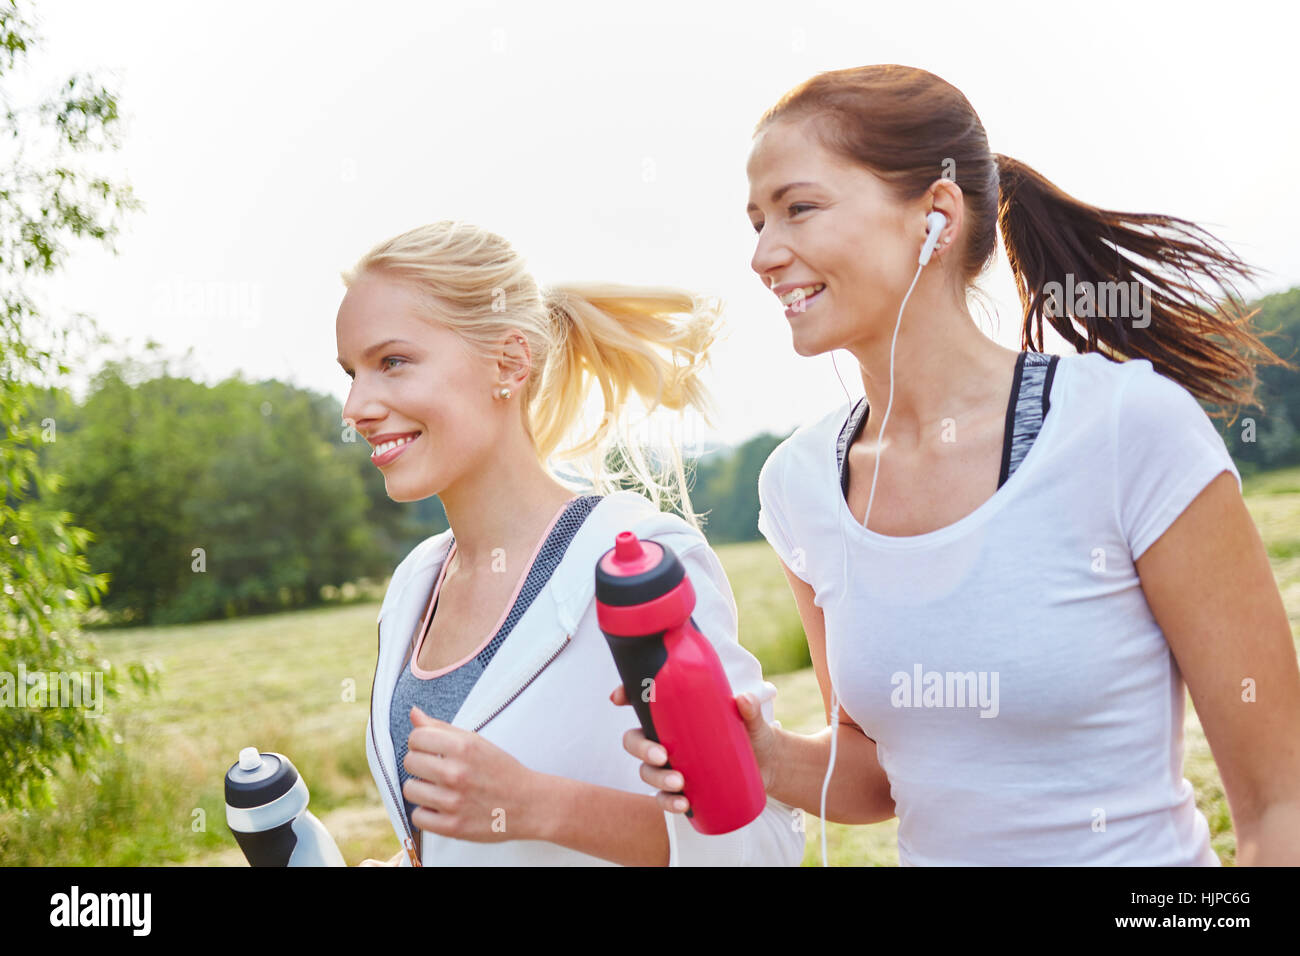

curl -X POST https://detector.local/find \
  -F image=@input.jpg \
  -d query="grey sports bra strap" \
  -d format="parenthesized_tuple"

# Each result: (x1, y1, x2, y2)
(837, 351, 1059, 496)
(837, 398, 870, 496)
(997, 351, 1057, 488)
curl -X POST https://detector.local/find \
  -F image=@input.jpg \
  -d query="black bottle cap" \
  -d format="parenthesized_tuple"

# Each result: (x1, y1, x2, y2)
(225, 749, 299, 809)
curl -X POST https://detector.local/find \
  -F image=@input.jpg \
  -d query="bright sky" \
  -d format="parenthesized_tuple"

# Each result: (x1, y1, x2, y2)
(25, 0, 1300, 450)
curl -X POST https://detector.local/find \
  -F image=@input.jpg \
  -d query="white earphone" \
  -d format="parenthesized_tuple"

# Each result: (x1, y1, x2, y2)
(918, 210, 948, 266)
(820, 208, 948, 866)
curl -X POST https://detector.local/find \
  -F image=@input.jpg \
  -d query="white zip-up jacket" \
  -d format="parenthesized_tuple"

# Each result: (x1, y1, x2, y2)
(364, 490, 806, 866)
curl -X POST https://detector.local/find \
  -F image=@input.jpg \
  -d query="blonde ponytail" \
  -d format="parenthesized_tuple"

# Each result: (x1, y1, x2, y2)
(538, 282, 724, 531)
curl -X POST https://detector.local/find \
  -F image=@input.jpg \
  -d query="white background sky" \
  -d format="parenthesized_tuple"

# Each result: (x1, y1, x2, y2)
(22, 0, 1300, 449)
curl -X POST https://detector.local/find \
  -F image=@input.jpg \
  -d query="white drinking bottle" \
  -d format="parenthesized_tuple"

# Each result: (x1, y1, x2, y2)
(224, 747, 346, 866)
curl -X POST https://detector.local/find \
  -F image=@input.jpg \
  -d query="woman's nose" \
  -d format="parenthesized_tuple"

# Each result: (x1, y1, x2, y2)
(751, 231, 791, 283)
(341, 388, 374, 437)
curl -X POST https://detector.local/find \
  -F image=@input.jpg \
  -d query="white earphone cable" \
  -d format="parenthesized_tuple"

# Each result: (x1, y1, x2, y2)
(821, 254, 928, 867)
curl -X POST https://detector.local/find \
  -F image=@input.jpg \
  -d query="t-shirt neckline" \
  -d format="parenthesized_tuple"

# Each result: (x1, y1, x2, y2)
(832, 354, 1068, 550)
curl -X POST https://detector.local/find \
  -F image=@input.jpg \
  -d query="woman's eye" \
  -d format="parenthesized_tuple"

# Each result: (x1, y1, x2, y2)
(752, 204, 813, 233)
(382, 356, 406, 371)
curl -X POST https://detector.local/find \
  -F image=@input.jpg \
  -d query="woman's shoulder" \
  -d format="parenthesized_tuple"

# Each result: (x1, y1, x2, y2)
(1063, 349, 1158, 394)
(758, 401, 849, 493)
(1107, 355, 1233, 458)
(585, 491, 737, 606)
(1066, 351, 1209, 425)
(1048, 352, 1234, 482)
(1026, 350, 1156, 433)
(592, 490, 708, 551)
(543, 490, 725, 630)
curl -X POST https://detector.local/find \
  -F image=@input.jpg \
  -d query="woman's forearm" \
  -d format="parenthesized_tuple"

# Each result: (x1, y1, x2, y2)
(526, 771, 670, 866)
(768, 723, 896, 825)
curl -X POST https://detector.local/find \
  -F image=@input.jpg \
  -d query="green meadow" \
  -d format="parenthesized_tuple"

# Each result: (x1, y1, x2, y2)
(2, 465, 1296, 866)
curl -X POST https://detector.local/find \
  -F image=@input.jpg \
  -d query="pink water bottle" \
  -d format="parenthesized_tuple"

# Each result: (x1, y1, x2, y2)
(596, 531, 766, 834)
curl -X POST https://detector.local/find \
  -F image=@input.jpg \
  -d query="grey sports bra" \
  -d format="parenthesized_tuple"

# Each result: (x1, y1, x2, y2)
(836, 350, 1059, 495)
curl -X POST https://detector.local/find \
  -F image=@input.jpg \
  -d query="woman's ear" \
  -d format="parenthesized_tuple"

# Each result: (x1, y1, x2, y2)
(925, 176, 963, 251)
(496, 331, 532, 390)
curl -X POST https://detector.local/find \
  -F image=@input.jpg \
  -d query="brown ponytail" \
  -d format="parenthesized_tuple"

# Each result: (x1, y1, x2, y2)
(757, 64, 1294, 422)
(994, 153, 1294, 419)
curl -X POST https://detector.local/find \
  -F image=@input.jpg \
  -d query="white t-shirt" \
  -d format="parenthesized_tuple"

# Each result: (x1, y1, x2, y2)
(757, 351, 1238, 865)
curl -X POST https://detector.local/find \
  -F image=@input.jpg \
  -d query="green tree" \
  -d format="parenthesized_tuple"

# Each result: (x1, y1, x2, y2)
(1215, 287, 1300, 474)
(0, 0, 154, 813)
(40, 356, 402, 626)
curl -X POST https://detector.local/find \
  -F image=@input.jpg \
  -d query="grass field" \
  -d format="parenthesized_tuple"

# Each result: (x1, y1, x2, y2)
(3, 464, 1297, 866)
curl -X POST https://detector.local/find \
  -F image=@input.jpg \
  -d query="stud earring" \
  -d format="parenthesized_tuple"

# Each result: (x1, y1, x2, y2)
(497, 387, 511, 399)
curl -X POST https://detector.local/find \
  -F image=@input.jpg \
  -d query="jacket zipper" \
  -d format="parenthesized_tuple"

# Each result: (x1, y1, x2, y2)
(371, 619, 422, 867)
(373, 620, 572, 865)
(471, 635, 571, 733)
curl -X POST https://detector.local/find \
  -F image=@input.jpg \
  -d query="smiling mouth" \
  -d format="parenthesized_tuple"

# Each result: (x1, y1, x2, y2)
(370, 432, 421, 463)
(785, 285, 826, 314)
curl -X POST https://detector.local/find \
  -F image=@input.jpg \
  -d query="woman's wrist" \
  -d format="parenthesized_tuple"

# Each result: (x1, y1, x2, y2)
(517, 769, 670, 865)
(518, 767, 556, 842)
(765, 722, 795, 807)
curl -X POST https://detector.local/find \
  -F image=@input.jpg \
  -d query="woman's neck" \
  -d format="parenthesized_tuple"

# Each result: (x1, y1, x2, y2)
(439, 453, 578, 576)
(849, 305, 1020, 455)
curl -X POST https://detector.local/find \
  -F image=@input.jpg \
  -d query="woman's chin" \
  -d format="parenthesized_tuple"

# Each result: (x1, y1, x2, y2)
(384, 474, 436, 503)
(790, 327, 827, 358)
(389, 487, 437, 505)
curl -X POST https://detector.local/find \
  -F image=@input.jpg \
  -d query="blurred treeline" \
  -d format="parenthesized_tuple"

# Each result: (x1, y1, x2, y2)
(23, 286, 1300, 629)
(25, 350, 418, 627)
(1221, 287, 1300, 470)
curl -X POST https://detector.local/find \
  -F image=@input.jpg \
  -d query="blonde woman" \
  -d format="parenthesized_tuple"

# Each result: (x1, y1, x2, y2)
(623, 64, 1300, 865)
(338, 221, 803, 866)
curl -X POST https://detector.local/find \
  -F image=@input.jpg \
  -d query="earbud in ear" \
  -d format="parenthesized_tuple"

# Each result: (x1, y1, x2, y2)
(918, 211, 949, 266)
